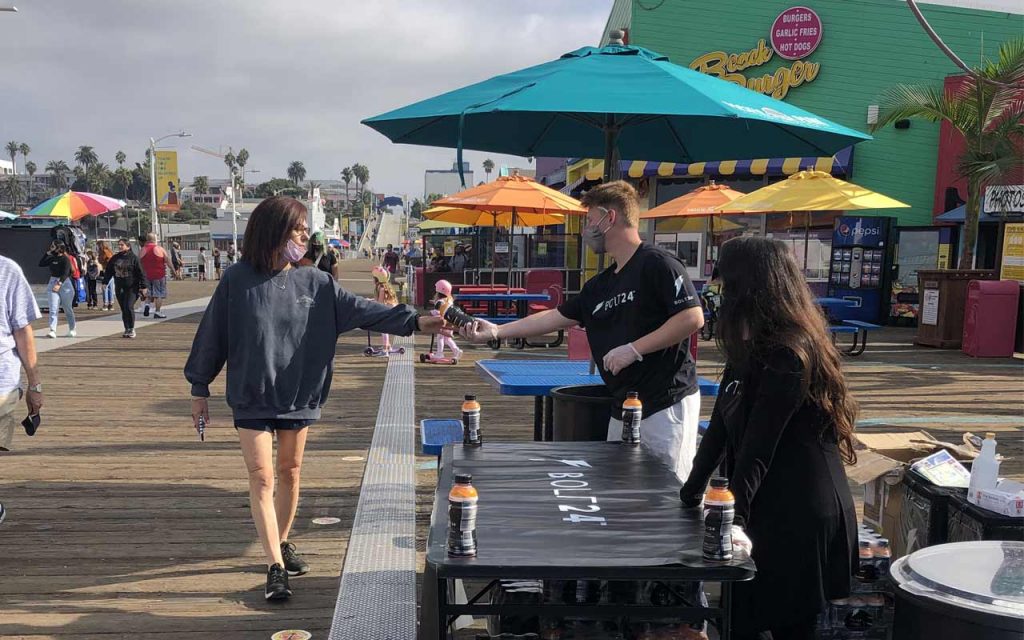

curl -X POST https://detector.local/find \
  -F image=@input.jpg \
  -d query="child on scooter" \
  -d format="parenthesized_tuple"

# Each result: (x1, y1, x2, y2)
(372, 266, 398, 351)
(430, 279, 463, 360)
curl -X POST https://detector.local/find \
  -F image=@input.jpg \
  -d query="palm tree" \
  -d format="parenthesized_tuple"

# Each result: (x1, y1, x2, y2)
(340, 166, 353, 212)
(24, 160, 36, 203)
(115, 150, 126, 168)
(483, 158, 495, 182)
(5, 141, 18, 174)
(3, 177, 22, 211)
(352, 163, 369, 214)
(46, 160, 70, 191)
(18, 143, 30, 176)
(287, 161, 306, 186)
(872, 38, 1024, 268)
(116, 167, 132, 201)
(74, 145, 98, 171)
(192, 175, 210, 197)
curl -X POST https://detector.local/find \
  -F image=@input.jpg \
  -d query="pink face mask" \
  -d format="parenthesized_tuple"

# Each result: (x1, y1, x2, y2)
(282, 239, 306, 263)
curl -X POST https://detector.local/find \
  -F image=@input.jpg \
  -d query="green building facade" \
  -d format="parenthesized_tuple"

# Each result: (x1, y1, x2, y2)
(608, 0, 1023, 226)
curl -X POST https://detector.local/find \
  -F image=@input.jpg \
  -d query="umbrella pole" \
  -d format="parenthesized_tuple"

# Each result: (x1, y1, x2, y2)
(803, 212, 810, 274)
(507, 209, 516, 293)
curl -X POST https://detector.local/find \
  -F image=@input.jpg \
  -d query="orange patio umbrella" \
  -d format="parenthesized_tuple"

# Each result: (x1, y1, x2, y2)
(640, 182, 750, 219)
(432, 175, 585, 288)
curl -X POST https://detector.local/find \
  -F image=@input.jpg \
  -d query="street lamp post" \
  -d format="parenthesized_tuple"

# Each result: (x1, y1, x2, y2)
(149, 131, 191, 241)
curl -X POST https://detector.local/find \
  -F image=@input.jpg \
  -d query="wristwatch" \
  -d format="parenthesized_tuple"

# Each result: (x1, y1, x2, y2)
(27, 383, 43, 393)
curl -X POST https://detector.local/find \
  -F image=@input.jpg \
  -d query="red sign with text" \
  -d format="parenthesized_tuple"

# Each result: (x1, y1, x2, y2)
(771, 6, 823, 60)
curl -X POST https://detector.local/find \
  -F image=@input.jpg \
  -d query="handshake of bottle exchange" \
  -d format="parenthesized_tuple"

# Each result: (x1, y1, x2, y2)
(435, 298, 476, 329)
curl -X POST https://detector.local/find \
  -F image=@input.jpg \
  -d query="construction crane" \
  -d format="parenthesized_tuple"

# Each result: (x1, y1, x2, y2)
(190, 145, 240, 252)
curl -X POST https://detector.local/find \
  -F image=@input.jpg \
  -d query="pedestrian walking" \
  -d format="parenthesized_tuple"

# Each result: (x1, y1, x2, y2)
(103, 238, 148, 338)
(679, 236, 859, 639)
(212, 248, 222, 280)
(85, 249, 100, 309)
(0, 254, 44, 527)
(139, 233, 173, 319)
(97, 241, 115, 311)
(197, 247, 208, 282)
(226, 242, 236, 266)
(184, 196, 443, 601)
(38, 241, 77, 339)
(170, 242, 184, 280)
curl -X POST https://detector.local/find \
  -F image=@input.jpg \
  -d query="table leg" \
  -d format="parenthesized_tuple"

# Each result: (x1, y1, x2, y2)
(533, 396, 543, 442)
(438, 576, 449, 640)
(720, 581, 733, 640)
(544, 395, 554, 442)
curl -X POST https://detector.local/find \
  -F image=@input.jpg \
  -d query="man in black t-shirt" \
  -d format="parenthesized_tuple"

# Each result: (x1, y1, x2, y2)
(461, 181, 705, 482)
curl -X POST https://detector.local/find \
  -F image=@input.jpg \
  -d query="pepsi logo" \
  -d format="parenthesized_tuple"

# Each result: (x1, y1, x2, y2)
(838, 223, 851, 236)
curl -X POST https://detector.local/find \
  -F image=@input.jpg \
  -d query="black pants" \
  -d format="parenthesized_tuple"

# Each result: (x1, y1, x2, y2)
(115, 285, 138, 330)
(86, 278, 98, 307)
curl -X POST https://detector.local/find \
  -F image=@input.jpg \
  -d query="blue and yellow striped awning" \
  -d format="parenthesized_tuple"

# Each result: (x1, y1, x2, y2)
(569, 147, 853, 182)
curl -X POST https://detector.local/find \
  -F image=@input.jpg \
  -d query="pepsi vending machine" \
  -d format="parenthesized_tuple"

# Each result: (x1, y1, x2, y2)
(828, 216, 896, 323)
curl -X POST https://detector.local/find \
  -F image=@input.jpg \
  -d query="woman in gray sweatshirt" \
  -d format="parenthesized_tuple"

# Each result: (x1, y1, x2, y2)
(185, 196, 441, 601)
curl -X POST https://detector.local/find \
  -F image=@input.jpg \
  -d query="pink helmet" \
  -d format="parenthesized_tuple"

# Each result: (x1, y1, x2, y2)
(371, 265, 389, 283)
(435, 279, 452, 296)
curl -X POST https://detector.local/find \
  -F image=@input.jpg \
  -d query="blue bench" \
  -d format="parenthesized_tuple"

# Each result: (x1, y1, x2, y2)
(420, 419, 462, 456)
(828, 320, 881, 356)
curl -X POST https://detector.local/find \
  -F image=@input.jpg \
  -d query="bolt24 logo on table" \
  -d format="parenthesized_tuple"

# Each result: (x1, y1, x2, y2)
(529, 457, 608, 526)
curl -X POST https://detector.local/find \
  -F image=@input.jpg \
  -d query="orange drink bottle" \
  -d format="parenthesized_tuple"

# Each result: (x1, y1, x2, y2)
(702, 477, 735, 562)
(621, 391, 642, 445)
(447, 472, 478, 557)
(462, 394, 482, 446)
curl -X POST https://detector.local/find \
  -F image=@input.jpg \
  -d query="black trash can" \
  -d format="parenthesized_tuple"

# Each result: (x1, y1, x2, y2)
(947, 492, 1024, 543)
(551, 384, 614, 442)
(898, 469, 955, 554)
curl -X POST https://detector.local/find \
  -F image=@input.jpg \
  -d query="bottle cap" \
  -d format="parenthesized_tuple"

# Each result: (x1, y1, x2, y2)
(626, 391, 639, 399)
(859, 540, 871, 549)
(465, 394, 477, 401)
(877, 538, 889, 547)
(709, 477, 729, 489)
(454, 473, 473, 484)
(985, 432, 996, 439)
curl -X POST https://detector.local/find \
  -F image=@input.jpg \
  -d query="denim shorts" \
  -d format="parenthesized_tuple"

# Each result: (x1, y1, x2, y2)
(234, 418, 315, 432)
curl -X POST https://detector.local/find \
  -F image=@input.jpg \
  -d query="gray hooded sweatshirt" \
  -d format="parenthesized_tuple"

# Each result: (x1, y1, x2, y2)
(184, 261, 418, 420)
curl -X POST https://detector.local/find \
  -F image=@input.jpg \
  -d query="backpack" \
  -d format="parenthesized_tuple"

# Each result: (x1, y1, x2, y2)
(67, 255, 81, 280)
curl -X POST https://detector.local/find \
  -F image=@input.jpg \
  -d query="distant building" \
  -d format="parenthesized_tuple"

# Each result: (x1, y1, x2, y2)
(0, 159, 13, 176)
(425, 161, 474, 199)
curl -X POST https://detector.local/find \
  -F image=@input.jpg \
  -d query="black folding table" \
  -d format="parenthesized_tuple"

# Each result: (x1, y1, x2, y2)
(421, 442, 755, 639)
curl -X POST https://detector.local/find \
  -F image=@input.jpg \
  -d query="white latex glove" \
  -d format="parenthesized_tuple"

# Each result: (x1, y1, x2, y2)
(602, 342, 642, 375)
(459, 318, 499, 344)
(731, 525, 753, 557)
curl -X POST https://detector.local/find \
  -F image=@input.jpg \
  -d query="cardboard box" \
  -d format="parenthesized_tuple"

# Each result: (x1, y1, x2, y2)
(976, 480, 1024, 518)
(846, 431, 978, 555)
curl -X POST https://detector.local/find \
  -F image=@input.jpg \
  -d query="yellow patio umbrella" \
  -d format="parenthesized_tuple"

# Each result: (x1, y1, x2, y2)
(414, 218, 470, 230)
(656, 215, 743, 233)
(429, 175, 584, 287)
(718, 170, 909, 271)
(718, 171, 910, 213)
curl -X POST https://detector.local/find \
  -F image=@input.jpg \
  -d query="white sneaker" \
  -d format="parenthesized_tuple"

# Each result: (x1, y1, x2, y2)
(66, 330, 77, 338)
(46, 330, 57, 339)
(127, 329, 136, 338)
(153, 312, 167, 319)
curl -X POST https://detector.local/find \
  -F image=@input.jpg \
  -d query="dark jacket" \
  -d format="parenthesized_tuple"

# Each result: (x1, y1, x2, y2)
(680, 347, 857, 631)
(102, 250, 147, 293)
(39, 253, 72, 282)
(184, 261, 420, 421)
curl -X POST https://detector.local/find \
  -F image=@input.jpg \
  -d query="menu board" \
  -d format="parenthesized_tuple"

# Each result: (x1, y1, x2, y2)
(921, 289, 940, 326)
(1000, 223, 1024, 284)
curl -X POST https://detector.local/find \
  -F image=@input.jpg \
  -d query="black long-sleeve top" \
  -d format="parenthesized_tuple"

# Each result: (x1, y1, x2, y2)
(102, 250, 147, 292)
(39, 253, 72, 282)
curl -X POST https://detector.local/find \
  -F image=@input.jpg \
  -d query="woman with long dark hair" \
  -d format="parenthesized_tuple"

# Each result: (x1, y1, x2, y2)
(102, 238, 147, 338)
(679, 236, 858, 640)
(38, 241, 77, 338)
(184, 197, 441, 601)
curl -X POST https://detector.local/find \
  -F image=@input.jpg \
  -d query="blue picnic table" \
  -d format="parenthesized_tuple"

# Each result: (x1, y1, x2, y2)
(475, 359, 720, 441)
(455, 292, 554, 348)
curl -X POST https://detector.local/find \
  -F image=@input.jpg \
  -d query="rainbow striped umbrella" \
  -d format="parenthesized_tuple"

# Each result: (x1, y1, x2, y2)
(25, 191, 126, 221)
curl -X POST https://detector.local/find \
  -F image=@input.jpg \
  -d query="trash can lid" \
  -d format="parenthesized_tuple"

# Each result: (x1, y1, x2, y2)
(892, 541, 1024, 619)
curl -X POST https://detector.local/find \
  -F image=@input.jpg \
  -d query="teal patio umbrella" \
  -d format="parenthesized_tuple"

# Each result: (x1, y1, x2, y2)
(363, 40, 871, 184)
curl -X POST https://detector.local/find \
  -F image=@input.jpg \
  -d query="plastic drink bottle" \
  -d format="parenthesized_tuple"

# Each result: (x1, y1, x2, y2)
(702, 477, 735, 562)
(968, 432, 1000, 504)
(462, 394, 482, 446)
(873, 538, 891, 578)
(447, 473, 478, 557)
(621, 391, 642, 445)
(435, 297, 475, 329)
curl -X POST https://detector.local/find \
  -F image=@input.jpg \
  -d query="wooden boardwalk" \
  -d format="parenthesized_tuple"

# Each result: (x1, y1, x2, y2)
(1, 262, 1021, 639)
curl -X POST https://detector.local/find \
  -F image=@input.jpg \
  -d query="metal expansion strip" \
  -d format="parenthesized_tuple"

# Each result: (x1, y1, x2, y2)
(329, 334, 417, 640)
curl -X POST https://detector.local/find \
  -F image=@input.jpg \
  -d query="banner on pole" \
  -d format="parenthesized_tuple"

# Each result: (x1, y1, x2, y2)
(155, 151, 181, 212)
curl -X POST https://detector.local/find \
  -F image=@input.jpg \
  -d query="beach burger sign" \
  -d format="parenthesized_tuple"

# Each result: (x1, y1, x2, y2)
(690, 6, 824, 100)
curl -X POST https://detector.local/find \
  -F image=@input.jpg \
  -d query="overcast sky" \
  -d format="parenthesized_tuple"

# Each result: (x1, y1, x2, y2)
(1, 0, 612, 198)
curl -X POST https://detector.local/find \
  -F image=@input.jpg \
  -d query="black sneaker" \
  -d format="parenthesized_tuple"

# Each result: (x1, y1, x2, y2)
(281, 541, 310, 576)
(143, 305, 150, 317)
(265, 563, 292, 600)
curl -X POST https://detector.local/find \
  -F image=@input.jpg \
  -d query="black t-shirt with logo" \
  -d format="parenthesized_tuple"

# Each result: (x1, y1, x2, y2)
(558, 243, 700, 419)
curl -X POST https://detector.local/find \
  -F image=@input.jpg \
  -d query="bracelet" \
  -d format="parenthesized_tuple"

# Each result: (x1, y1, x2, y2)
(628, 342, 643, 361)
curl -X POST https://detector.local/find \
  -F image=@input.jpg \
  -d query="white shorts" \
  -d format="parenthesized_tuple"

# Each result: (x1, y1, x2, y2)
(607, 391, 700, 484)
